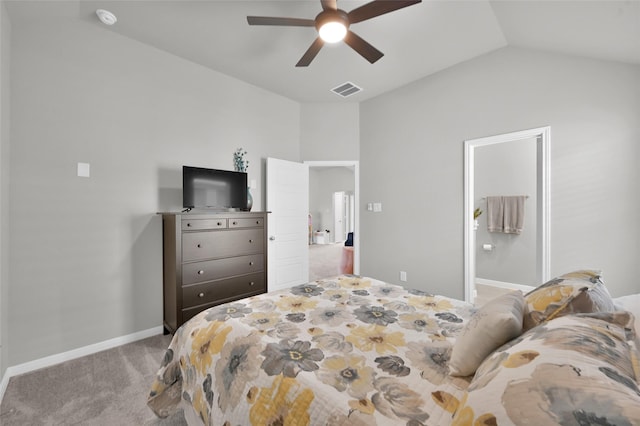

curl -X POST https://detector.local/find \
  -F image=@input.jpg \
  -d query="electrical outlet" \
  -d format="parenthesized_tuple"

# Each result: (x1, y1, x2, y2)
(400, 271, 407, 282)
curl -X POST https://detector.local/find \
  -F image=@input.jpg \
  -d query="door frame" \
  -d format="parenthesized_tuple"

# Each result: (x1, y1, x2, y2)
(305, 160, 360, 275)
(463, 127, 550, 303)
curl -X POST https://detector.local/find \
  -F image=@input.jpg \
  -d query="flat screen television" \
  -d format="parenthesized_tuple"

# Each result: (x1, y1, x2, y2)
(183, 166, 248, 211)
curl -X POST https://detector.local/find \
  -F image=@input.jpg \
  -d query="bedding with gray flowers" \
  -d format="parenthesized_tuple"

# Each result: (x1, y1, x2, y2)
(148, 273, 640, 425)
(148, 275, 475, 425)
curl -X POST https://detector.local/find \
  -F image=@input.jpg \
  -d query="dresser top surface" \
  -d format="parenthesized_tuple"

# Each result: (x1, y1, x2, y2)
(158, 211, 268, 219)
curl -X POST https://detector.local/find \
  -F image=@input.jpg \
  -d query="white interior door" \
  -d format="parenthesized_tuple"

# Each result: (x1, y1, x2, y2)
(266, 158, 309, 292)
(333, 191, 345, 242)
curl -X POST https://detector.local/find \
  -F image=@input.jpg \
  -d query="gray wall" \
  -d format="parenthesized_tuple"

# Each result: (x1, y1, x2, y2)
(0, 0, 10, 379)
(360, 47, 640, 299)
(475, 138, 537, 285)
(7, 17, 300, 366)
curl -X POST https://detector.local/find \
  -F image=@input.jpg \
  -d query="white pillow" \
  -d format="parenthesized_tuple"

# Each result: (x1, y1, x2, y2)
(449, 291, 525, 377)
(613, 293, 640, 333)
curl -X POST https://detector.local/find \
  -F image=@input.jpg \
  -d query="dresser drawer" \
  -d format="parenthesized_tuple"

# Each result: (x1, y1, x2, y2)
(182, 229, 264, 261)
(182, 218, 227, 231)
(182, 273, 266, 308)
(182, 254, 264, 285)
(229, 217, 264, 228)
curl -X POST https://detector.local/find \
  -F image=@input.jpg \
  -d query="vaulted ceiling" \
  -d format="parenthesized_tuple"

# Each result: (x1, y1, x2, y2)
(6, 0, 640, 102)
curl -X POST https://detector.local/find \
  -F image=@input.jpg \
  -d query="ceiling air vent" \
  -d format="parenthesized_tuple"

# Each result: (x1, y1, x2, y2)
(331, 82, 362, 98)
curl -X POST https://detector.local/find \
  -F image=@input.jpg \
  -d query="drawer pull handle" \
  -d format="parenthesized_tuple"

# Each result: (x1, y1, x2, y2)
(217, 222, 222, 226)
(249, 282, 255, 286)
(256, 221, 260, 224)
(232, 221, 238, 225)
(249, 262, 254, 266)
(197, 244, 202, 248)
(186, 223, 191, 227)
(198, 292, 205, 298)
(198, 270, 204, 275)
(249, 239, 253, 243)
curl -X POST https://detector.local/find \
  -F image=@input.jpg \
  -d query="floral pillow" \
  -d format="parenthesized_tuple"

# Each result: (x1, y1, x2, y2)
(449, 291, 525, 377)
(522, 269, 616, 331)
(451, 312, 640, 425)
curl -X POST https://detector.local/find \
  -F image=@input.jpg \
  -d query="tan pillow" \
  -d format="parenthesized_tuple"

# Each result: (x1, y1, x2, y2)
(523, 269, 616, 331)
(449, 291, 525, 377)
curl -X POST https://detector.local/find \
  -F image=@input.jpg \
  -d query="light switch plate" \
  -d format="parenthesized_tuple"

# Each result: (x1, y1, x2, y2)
(77, 162, 90, 178)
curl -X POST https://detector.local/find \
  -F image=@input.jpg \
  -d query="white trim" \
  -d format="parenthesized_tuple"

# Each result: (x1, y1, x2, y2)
(0, 325, 163, 403)
(304, 160, 360, 275)
(476, 277, 535, 294)
(464, 126, 550, 303)
(463, 141, 475, 303)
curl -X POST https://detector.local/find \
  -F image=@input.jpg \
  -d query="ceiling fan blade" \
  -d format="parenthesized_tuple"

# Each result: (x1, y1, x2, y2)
(247, 16, 315, 27)
(348, 0, 421, 24)
(321, 0, 337, 11)
(343, 30, 383, 64)
(296, 38, 325, 67)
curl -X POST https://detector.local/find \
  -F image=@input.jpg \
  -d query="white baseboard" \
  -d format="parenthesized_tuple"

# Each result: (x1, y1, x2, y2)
(476, 277, 535, 293)
(0, 325, 164, 404)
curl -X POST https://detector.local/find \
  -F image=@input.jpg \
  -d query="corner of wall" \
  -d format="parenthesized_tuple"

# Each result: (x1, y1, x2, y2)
(0, 0, 12, 384)
(300, 102, 360, 161)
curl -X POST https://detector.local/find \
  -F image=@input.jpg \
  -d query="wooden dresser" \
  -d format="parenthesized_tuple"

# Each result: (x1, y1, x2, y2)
(160, 211, 267, 333)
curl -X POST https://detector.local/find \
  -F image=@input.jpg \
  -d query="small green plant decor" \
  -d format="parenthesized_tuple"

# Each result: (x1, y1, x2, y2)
(233, 148, 249, 173)
(473, 208, 482, 230)
(233, 148, 252, 211)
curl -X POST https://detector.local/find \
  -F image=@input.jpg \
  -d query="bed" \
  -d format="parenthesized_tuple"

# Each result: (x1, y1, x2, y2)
(148, 272, 640, 425)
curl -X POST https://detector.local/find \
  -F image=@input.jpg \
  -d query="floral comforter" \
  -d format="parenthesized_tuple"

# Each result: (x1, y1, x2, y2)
(148, 275, 475, 425)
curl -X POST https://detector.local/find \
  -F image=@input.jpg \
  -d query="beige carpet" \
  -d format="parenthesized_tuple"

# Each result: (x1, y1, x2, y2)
(309, 242, 344, 281)
(0, 334, 186, 426)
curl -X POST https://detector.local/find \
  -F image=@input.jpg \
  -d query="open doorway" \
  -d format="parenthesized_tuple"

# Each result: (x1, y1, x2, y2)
(305, 161, 359, 281)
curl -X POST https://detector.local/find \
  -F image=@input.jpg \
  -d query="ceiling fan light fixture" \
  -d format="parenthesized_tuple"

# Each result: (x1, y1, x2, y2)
(319, 21, 347, 43)
(316, 10, 349, 43)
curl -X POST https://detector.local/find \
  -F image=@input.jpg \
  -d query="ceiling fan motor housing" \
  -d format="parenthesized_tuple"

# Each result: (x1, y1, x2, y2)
(315, 9, 350, 32)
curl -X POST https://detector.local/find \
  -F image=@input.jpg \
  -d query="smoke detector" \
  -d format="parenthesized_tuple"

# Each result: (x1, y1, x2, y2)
(96, 9, 117, 26)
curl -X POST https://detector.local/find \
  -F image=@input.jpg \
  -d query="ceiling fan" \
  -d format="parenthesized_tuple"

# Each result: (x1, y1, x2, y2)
(247, 0, 422, 67)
